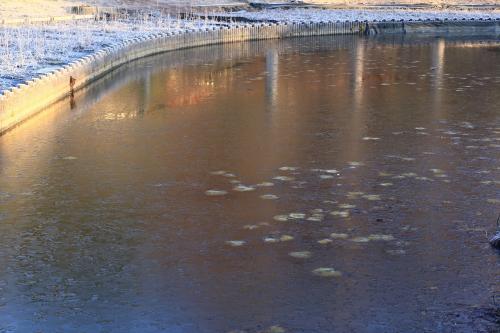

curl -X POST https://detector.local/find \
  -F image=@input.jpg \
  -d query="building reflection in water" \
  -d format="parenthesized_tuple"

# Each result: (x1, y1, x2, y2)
(345, 38, 366, 163)
(432, 39, 446, 118)
(265, 47, 279, 113)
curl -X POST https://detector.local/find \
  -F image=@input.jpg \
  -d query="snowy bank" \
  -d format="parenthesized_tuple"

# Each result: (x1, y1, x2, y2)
(0, 17, 223, 92)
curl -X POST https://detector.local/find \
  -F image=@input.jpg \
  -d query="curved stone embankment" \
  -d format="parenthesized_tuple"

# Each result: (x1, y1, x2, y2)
(0, 19, 498, 134)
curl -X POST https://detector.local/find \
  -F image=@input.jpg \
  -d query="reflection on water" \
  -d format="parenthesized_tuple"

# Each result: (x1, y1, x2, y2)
(0, 35, 499, 333)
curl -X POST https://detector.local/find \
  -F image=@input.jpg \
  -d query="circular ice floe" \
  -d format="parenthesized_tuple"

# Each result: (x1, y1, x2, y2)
(279, 166, 299, 171)
(226, 240, 246, 247)
(330, 233, 349, 239)
(264, 236, 280, 243)
(256, 182, 275, 187)
(368, 234, 395, 241)
(330, 211, 350, 218)
(205, 190, 228, 196)
(210, 170, 226, 175)
(386, 249, 406, 255)
(307, 215, 324, 222)
(243, 224, 259, 230)
(273, 176, 295, 181)
(289, 213, 306, 219)
(280, 235, 294, 242)
(351, 237, 370, 243)
(273, 215, 289, 222)
(264, 234, 294, 243)
(312, 267, 342, 277)
(260, 194, 279, 200)
(362, 194, 381, 201)
(263, 325, 286, 333)
(402, 172, 418, 178)
(233, 185, 256, 192)
(338, 204, 356, 209)
(379, 172, 393, 177)
(289, 251, 311, 259)
(434, 174, 448, 178)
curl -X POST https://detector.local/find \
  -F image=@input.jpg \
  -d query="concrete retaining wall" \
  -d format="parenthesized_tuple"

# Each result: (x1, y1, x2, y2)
(0, 19, 498, 134)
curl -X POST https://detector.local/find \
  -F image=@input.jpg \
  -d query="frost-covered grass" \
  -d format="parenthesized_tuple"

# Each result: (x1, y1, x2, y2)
(222, 8, 500, 23)
(0, 14, 224, 92)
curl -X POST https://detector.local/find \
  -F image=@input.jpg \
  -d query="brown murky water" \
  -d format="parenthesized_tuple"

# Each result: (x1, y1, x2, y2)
(0, 35, 499, 333)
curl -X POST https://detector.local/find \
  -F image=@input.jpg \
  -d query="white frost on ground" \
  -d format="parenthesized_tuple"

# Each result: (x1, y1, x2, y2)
(0, 17, 222, 92)
(223, 8, 500, 23)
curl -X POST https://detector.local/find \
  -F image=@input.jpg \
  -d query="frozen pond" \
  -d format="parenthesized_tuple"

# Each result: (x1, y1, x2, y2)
(0, 34, 499, 332)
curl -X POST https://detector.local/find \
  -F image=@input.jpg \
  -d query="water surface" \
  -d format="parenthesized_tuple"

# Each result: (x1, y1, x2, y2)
(0, 35, 499, 332)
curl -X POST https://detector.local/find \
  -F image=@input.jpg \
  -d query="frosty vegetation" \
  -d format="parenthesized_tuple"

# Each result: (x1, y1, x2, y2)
(0, 13, 222, 92)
